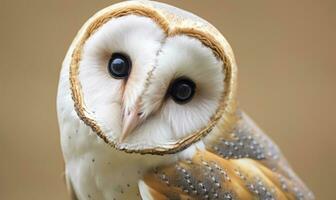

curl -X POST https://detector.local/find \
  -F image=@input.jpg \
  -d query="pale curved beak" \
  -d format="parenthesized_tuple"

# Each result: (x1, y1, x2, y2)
(119, 106, 143, 143)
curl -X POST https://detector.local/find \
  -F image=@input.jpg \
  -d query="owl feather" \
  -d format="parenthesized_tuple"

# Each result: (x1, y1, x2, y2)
(57, 1, 314, 199)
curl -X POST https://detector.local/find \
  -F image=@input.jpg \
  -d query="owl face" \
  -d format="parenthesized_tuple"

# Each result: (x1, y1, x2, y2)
(69, 1, 237, 154)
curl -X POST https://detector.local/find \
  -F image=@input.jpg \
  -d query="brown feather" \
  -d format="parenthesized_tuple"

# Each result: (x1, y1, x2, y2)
(142, 112, 313, 200)
(143, 151, 301, 199)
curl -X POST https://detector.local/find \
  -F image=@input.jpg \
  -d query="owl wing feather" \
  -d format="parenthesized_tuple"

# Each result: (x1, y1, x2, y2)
(141, 112, 314, 200)
(142, 150, 296, 200)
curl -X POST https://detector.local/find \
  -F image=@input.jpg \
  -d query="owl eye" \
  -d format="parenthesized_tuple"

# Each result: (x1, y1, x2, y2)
(169, 77, 196, 104)
(108, 53, 132, 79)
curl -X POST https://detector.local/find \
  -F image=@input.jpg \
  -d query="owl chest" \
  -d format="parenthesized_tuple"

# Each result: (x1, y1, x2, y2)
(61, 119, 167, 200)
(66, 147, 144, 199)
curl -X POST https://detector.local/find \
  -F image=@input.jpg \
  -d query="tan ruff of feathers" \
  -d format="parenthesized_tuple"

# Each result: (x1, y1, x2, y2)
(69, 2, 237, 155)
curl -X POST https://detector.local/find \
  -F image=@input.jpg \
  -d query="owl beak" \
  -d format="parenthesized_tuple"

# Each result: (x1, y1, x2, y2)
(119, 106, 143, 142)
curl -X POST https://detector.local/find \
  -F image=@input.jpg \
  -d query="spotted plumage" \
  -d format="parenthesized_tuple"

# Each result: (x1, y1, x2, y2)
(142, 113, 313, 200)
(57, 1, 314, 199)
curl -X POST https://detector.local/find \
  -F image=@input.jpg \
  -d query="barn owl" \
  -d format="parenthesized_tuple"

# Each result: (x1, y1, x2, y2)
(57, 1, 314, 199)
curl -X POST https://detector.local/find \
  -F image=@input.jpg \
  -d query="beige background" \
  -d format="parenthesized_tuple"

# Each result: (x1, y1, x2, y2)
(1, 0, 335, 199)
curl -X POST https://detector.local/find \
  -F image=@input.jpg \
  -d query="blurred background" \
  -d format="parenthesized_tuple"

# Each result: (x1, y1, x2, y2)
(1, 0, 335, 199)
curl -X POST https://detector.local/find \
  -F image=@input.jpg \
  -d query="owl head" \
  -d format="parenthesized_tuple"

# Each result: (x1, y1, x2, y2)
(65, 0, 237, 154)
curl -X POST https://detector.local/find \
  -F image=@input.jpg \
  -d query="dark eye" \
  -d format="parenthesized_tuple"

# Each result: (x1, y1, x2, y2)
(108, 53, 131, 79)
(169, 77, 196, 104)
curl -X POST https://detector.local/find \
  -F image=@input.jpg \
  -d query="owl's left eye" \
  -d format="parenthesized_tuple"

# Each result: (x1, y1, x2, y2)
(108, 53, 132, 79)
(169, 77, 196, 104)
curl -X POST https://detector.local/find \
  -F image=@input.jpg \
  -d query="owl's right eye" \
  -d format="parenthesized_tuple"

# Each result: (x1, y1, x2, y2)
(108, 53, 132, 79)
